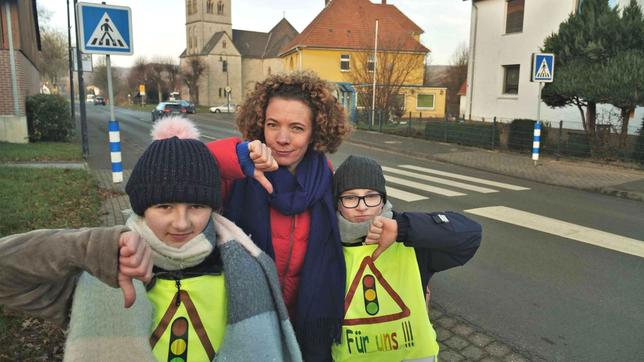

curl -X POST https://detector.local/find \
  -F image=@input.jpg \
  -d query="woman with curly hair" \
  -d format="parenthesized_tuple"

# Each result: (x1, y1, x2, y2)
(206, 71, 352, 361)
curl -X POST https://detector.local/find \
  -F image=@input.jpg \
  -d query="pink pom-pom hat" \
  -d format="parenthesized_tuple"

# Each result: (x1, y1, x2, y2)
(150, 115, 201, 141)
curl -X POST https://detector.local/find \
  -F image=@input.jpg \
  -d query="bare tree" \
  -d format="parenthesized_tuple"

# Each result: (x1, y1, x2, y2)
(89, 56, 130, 104)
(40, 30, 69, 92)
(37, 5, 67, 92)
(350, 37, 426, 120)
(182, 57, 207, 105)
(162, 57, 181, 93)
(147, 59, 169, 103)
(128, 57, 149, 103)
(443, 43, 468, 117)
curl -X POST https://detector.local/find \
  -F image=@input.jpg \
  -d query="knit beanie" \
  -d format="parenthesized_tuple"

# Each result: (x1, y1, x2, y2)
(333, 155, 386, 200)
(125, 116, 221, 215)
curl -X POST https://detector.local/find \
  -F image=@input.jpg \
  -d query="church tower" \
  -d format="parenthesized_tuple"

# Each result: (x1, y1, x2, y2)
(185, 0, 232, 55)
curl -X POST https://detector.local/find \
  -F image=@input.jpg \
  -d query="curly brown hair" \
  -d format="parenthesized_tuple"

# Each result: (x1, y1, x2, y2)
(235, 71, 352, 153)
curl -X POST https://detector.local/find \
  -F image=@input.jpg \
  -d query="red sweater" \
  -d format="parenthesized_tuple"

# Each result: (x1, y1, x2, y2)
(207, 138, 309, 318)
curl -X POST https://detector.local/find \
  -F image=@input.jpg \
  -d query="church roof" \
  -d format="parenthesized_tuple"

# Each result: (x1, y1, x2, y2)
(180, 18, 298, 59)
(233, 18, 298, 58)
(201, 31, 227, 55)
(281, 0, 427, 55)
(232, 30, 269, 58)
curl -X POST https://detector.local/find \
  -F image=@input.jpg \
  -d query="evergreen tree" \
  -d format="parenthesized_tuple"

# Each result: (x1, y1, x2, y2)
(542, 0, 620, 154)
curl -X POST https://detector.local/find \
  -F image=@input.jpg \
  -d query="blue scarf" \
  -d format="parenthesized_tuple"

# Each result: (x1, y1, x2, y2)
(225, 150, 345, 360)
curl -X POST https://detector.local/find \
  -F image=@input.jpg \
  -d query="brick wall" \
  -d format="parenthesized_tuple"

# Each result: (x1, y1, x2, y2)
(0, 50, 16, 115)
(0, 50, 40, 116)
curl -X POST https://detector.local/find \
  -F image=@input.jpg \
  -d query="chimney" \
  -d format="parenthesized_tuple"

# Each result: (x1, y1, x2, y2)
(325, 0, 330, 6)
(382, 0, 387, 4)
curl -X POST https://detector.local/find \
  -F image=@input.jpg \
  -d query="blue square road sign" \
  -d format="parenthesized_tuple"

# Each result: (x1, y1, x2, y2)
(77, 3, 133, 55)
(532, 53, 555, 82)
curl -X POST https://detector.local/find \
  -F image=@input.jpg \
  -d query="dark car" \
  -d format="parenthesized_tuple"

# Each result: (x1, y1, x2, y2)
(178, 100, 196, 113)
(94, 96, 106, 105)
(151, 102, 186, 122)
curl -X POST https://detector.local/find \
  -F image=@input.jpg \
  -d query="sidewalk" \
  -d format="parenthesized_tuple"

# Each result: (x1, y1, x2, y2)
(347, 129, 644, 202)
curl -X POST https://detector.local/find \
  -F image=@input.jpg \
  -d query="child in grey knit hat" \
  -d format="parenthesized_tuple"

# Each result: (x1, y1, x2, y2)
(331, 155, 482, 362)
(0, 116, 302, 362)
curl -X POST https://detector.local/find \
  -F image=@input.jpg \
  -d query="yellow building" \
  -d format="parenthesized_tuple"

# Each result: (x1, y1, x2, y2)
(279, 0, 446, 120)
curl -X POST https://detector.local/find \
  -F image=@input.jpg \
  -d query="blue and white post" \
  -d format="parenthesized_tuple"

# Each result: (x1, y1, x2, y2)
(106, 55, 123, 183)
(530, 53, 555, 166)
(532, 118, 541, 166)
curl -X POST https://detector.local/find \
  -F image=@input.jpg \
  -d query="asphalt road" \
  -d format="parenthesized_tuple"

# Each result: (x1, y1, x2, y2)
(82, 105, 644, 361)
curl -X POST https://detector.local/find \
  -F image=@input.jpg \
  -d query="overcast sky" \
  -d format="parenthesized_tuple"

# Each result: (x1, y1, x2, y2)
(38, 0, 472, 68)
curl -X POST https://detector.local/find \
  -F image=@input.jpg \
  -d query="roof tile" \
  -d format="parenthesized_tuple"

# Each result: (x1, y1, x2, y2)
(281, 0, 428, 55)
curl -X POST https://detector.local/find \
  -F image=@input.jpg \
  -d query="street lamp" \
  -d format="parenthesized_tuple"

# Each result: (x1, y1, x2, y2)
(219, 56, 230, 112)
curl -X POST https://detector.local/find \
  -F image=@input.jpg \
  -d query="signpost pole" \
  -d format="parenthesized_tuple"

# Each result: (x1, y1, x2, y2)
(530, 53, 554, 166)
(77, 1, 133, 183)
(73, 0, 89, 159)
(532, 82, 543, 166)
(106, 55, 123, 183)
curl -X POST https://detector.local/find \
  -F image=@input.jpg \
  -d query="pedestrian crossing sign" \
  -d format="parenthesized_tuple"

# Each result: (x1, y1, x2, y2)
(76, 3, 133, 55)
(531, 53, 555, 82)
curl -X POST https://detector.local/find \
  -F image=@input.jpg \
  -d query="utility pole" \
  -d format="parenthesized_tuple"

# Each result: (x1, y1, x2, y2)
(73, 0, 89, 159)
(66, 0, 76, 129)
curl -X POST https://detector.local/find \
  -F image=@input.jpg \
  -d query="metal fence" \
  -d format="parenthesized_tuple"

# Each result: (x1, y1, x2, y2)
(353, 109, 644, 166)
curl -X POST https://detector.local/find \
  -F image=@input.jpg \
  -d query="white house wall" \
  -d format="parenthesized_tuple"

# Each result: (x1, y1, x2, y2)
(467, 0, 579, 123)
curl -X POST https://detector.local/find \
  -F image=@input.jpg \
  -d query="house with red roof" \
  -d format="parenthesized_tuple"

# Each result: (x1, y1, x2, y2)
(279, 0, 446, 120)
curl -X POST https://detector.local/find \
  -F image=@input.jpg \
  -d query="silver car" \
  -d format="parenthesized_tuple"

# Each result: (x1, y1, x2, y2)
(209, 103, 238, 113)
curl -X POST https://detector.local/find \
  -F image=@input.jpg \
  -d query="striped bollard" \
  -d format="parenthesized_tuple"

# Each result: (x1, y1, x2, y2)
(532, 121, 541, 166)
(108, 120, 123, 183)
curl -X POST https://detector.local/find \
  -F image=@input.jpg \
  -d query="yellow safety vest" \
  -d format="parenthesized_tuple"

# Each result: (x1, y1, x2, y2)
(147, 274, 227, 362)
(332, 243, 439, 362)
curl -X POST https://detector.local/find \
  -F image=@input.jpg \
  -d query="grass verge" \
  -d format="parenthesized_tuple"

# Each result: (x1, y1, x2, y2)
(0, 142, 82, 162)
(0, 167, 102, 360)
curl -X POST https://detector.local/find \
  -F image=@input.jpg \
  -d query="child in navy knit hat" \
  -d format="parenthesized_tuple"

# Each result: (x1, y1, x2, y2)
(0, 116, 302, 362)
(331, 155, 482, 362)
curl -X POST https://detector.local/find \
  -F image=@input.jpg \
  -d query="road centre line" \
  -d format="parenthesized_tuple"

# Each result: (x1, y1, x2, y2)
(382, 166, 498, 193)
(465, 206, 644, 258)
(385, 175, 466, 197)
(385, 186, 429, 202)
(400, 165, 530, 191)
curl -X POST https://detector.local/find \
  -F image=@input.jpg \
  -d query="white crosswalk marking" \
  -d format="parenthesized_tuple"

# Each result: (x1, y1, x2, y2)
(465, 206, 644, 258)
(385, 186, 428, 202)
(399, 165, 530, 191)
(382, 166, 498, 193)
(384, 175, 466, 197)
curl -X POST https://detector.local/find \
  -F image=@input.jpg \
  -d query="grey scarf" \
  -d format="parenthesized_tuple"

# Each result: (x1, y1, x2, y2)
(126, 214, 215, 271)
(337, 201, 393, 244)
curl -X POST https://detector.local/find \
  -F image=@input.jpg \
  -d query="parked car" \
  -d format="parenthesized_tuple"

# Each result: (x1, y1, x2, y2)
(178, 100, 196, 113)
(94, 96, 106, 105)
(209, 103, 238, 113)
(151, 102, 185, 122)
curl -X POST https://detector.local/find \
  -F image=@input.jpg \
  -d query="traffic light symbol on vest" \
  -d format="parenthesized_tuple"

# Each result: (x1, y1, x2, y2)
(362, 274, 379, 315)
(168, 317, 189, 361)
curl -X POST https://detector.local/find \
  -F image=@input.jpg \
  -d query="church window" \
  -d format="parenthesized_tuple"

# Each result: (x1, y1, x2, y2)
(217, 1, 225, 15)
(222, 40, 227, 49)
(207, 0, 214, 14)
(268, 66, 272, 75)
(222, 60, 228, 72)
(219, 88, 222, 98)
